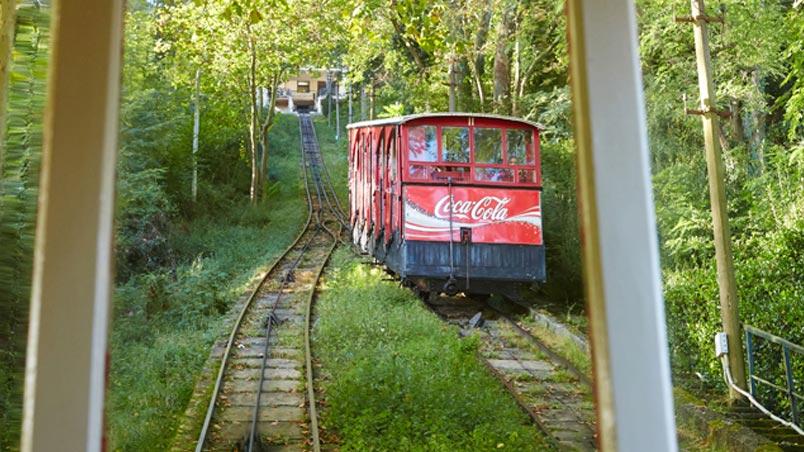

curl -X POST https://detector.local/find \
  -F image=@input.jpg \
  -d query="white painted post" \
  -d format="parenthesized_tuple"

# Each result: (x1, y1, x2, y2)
(21, 1, 124, 451)
(566, 0, 678, 450)
(192, 67, 200, 202)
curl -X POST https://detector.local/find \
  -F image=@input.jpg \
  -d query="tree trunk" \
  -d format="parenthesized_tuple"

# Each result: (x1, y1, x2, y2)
(259, 72, 281, 202)
(370, 82, 375, 120)
(0, 1, 16, 173)
(493, 4, 514, 115)
(192, 68, 200, 202)
(472, 0, 492, 109)
(448, 55, 456, 112)
(750, 68, 766, 173)
(457, 56, 472, 108)
(512, 37, 520, 116)
(473, 0, 492, 80)
(515, 24, 559, 105)
(730, 98, 743, 142)
(388, 1, 427, 75)
(360, 83, 366, 121)
(247, 34, 259, 202)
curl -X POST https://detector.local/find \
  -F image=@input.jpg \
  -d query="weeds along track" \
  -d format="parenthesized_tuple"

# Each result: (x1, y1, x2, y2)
(426, 296, 598, 451)
(176, 114, 344, 452)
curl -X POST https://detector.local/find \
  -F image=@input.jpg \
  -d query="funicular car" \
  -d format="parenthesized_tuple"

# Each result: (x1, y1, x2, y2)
(348, 113, 545, 297)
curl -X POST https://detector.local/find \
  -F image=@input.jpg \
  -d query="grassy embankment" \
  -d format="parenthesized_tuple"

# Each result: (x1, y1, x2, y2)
(106, 114, 306, 451)
(313, 249, 549, 451)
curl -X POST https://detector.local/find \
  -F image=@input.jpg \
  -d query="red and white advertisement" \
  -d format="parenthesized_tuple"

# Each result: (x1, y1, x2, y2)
(403, 185, 542, 245)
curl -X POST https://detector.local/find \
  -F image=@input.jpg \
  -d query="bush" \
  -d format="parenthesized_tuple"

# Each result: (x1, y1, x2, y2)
(540, 139, 582, 304)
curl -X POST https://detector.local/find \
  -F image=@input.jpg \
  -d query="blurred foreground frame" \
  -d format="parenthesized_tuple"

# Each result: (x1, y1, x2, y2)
(16, 0, 679, 451)
(20, 1, 123, 451)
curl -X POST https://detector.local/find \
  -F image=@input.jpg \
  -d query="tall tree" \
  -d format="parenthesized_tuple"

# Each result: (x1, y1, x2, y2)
(492, 0, 514, 114)
(158, 0, 331, 203)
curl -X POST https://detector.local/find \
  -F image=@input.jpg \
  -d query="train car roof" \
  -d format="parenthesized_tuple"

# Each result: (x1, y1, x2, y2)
(346, 112, 544, 130)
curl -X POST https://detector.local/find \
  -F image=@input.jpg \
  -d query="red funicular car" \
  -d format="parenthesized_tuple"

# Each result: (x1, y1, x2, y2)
(348, 113, 544, 297)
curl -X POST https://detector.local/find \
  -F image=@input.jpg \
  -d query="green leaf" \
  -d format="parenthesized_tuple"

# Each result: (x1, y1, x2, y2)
(249, 8, 263, 24)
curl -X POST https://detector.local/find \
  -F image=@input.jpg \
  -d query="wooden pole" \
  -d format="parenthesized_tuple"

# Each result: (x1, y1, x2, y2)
(689, 0, 746, 399)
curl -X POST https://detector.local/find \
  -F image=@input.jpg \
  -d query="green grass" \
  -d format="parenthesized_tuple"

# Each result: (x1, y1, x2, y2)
(106, 114, 306, 451)
(313, 249, 549, 451)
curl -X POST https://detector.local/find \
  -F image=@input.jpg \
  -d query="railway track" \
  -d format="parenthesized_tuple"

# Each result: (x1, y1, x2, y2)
(426, 295, 598, 451)
(173, 114, 344, 452)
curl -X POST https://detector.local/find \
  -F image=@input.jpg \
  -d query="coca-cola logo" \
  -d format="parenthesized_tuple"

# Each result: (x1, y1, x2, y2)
(434, 195, 510, 221)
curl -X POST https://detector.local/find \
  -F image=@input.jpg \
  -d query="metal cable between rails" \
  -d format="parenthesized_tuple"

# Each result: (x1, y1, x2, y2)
(249, 222, 323, 452)
(194, 126, 316, 452)
(248, 114, 338, 451)
(199, 114, 342, 452)
(300, 115, 348, 228)
(303, 115, 348, 221)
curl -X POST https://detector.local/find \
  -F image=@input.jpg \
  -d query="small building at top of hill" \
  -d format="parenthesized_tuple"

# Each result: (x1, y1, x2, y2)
(276, 69, 340, 114)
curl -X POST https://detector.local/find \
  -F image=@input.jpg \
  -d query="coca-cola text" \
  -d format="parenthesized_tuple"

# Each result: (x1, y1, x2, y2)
(434, 195, 510, 222)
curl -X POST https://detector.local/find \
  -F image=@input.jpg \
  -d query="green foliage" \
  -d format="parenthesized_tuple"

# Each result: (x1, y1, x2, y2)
(638, 0, 804, 390)
(107, 115, 307, 450)
(0, 3, 49, 449)
(339, 0, 566, 116)
(539, 139, 582, 303)
(314, 249, 546, 451)
(116, 168, 176, 279)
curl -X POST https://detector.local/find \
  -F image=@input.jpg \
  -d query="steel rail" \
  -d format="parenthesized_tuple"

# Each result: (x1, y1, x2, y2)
(248, 223, 324, 452)
(304, 236, 339, 452)
(247, 114, 337, 450)
(194, 211, 314, 452)
(194, 118, 317, 452)
(248, 223, 324, 448)
(422, 295, 596, 450)
(483, 301, 597, 446)
(300, 115, 348, 227)
(297, 113, 346, 451)
(303, 115, 348, 222)
(479, 357, 559, 451)
(484, 301, 592, 388)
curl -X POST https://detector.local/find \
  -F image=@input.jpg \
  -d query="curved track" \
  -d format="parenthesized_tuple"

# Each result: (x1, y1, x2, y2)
(188, 114, 345, 452)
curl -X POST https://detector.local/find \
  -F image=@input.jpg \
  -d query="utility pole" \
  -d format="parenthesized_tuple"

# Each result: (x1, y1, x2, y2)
(680, 0, 746, 399)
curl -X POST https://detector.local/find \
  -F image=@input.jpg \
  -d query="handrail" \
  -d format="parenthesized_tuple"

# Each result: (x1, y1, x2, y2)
(744, 323, 804, 429)
(744, 324, 804, 355)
